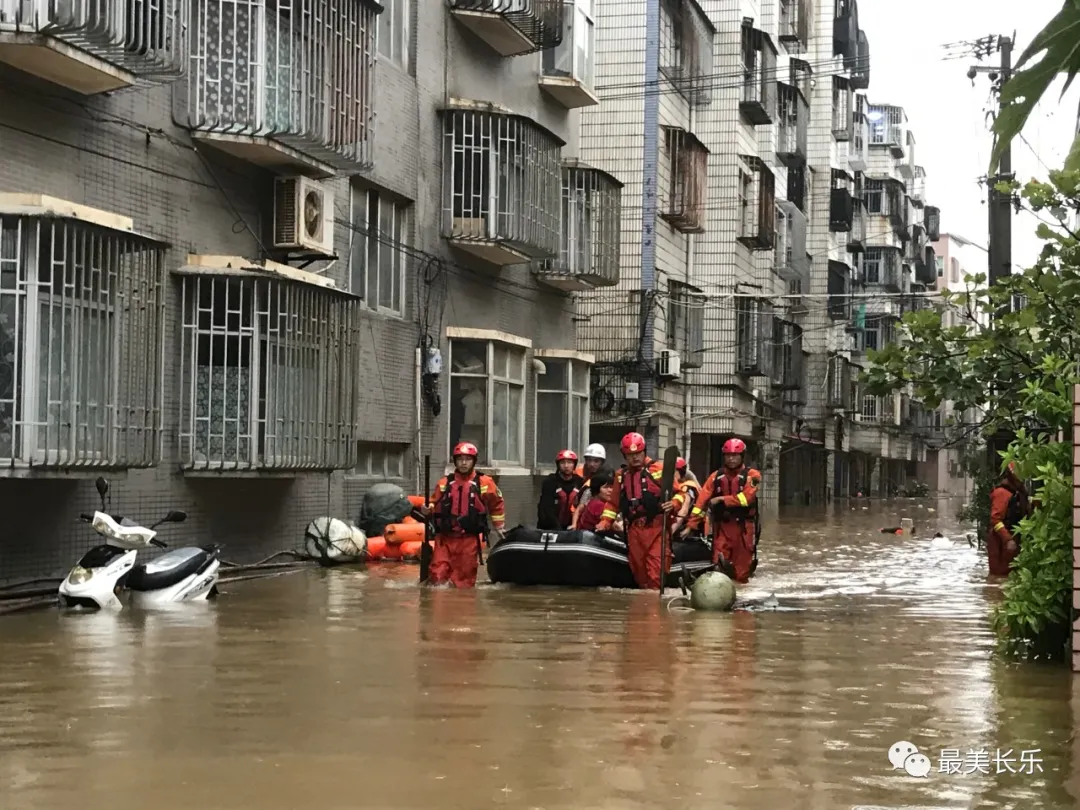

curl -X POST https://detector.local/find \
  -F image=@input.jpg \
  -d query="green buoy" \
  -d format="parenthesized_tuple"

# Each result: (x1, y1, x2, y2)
(690, 571, 737, 611)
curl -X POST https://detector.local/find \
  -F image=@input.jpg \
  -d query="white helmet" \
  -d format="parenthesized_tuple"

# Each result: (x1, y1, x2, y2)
(583, 443, 606, 460)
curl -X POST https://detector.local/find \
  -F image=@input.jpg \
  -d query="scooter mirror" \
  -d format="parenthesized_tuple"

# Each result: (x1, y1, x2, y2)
(95, 477, 109, 499)
(164, 510, 188, 523)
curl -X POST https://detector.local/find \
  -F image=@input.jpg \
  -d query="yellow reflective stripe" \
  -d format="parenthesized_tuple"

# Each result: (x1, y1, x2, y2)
(650, 471, 662, 479)
(994, 521, 1006, 532)
(480, 485, 488, 493)
(490, 514, 504, 521)
(736, 492, 748, 507)
(691, 506, 704, 516)
(601, 509, 618, 519)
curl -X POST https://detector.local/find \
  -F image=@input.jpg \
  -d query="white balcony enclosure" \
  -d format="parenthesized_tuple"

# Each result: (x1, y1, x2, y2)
(540, 0, 596, 108)
(0, 0, 188, 94)
(441, 100, 563, 266)
(176, 0, 380, 178)
(867, 103, 907, 159)
(534, 160, 621, 291)
(849, 93, 868, 171)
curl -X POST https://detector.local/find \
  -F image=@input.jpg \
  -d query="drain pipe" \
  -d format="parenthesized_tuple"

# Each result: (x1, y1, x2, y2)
(682, 215, 694, 460)
(639, 0, 660, 452)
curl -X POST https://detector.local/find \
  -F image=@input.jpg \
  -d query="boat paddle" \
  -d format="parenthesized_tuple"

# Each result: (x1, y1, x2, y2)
(659, 445, 680, 599)
(419, 454, 433, 584)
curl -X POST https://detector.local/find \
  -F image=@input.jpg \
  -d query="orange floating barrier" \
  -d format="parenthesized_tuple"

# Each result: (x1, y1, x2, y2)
(407, 494, 426, 507)
(381, 542, 403, 560)
(366, 536, 387, 559)
(384, 522, 425, 546)
(399, 540, 423, 559)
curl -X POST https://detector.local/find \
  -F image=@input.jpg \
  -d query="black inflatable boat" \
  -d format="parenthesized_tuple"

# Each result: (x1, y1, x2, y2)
(486, 526, 715, 589)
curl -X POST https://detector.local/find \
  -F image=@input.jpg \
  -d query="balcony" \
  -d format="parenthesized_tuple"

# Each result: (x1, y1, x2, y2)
(778, 0, 810, 54)
(660, 0, 716, 106)
(740, 20, 777, 126)
(861, 246, 901, 292)
(776, 82, 808, 167)
(449, 0, 564, 57)
(910, 165, 927, 203)
(849, 96, 868, 171)
(736, 155, 776, 250)
(833, 0, 858, 61)
(787, 163, 807, 212)
(851, 29, 869, 89)
(900, 130, 916, 178)
(832, 76, 852, 140)
(540, 0, 597, 108)
(925, 205, 941, 241)
(442, 102, 563, 266)
(827, 355, 853, 410)
(534, 160, 622, 291)
(735, 297, 774, 378)
(915, 245, 936, 285)
(827, 260, 851, 320)
(867, 103, 907, 159)
(830, 187, 853, 232)
(0, 194, 167, 471)
(660, 126, 709, 233)
(776, 201, 808, 283)
(0, 0, 187, 94)
(848, 195, 865, 251)
(771, 320, 804, 394)
(179, 0, 379, 178)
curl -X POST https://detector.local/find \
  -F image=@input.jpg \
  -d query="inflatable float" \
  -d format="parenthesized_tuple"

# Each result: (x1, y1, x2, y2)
(486, 526, 715, 589)
(304, 517, 367, 565)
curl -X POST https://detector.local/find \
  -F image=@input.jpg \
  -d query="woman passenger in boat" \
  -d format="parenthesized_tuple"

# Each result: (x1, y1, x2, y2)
(577, 472, 620, 533)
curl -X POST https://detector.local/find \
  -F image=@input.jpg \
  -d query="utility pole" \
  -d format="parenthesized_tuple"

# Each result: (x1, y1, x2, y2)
(639, 0, 660, 455)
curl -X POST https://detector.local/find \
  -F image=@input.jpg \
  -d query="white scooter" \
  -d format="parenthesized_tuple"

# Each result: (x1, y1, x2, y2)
(59, 477, 222, 610)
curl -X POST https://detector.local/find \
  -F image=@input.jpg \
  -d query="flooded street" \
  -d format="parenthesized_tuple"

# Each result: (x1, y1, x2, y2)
(0, 499, 1076, 809)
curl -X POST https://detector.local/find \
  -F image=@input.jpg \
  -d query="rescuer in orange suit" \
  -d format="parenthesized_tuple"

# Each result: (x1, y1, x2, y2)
(595, 432, 684, 590)
(987, 461, 1031, 577)
(538, 449, 584, 530)
(423, 442, 506, 588)
(684, 438, 761, 583)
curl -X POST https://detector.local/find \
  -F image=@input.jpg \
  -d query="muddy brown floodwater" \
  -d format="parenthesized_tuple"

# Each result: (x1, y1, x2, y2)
(0, 498, 1077, 809)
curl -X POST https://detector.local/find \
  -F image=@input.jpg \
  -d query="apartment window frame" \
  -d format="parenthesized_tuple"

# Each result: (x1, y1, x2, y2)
(447, 332, 528, 469)
(377, 0, 411, 69)
(534, 354, 591, 467)
(936, 255, 945, 278)
(353, 441, 407, 478)
(735, 155, 776, 251)
(950, 257, 960, 284)
(667, 280, 706, 368)
(542, 0, 596, 88)
(827, 260, 850, 320)
(739, 19, 777, 126)
(349, 185, 409, 317)
(735, 296, 773, 377)
(660, 126, 709, 234)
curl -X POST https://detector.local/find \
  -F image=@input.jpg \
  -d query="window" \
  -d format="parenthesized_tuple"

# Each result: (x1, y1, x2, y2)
(543, 0, 595, 87)
(377, 0, 410, 68)
(660, 127, 708, 234)
(735, 297, 773, 376)
(178, 274, 361, 471)
(739, 19, 777, 125)
(735, 155, 776, 250)
(864, 179, 884, 214)
(832, 76, 852, 139)
(0, 213, 165, 468)
(950, 257, 960, 284)
(861, 249, 882, 284)
(448, 335, 527, 467)
(354, 442, 407, 478)
(350, 185, 408, 316)
(936, 255, 944, 278)
(535, 356, 590, 464)
(827, 260, 849, 320)
(667, 280, 705, 368)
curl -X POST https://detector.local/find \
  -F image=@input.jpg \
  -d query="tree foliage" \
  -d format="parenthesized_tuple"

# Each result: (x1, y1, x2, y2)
(864, 170, 1080, 661)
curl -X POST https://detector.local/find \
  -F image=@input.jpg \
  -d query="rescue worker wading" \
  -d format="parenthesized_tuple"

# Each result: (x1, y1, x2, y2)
(538, 449, 584, 530)
(595, 432, 683, 590)
(685, 438, 761, 584)
(423, 442, 506, 588)
(570, 443, 608, 529)
(986, 461, 1030, 577)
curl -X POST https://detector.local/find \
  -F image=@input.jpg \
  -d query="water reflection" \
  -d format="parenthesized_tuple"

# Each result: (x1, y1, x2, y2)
(0, 499, 1073, 809)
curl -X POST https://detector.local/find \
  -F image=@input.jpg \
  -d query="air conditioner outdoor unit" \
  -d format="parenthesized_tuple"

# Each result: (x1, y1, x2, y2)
(657, 349, 682, 380)
(273, 176, 335, 256)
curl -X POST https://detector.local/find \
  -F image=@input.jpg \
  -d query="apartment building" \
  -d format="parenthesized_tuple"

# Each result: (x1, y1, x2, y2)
(0, 0, 620, 581)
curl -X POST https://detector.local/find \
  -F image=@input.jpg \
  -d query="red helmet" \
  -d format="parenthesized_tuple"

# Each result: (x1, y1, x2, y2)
(556, 449, 578, 462)
(722, 438, 746, 455)
(620, 432, 646, 454)
(676, 457, 687, 470)
(452, 441, 479, 458)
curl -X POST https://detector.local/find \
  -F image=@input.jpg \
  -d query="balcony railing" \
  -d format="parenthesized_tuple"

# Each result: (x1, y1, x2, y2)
(449, 0, 563, 57)
(442, 103, 563, 265)
(772, 320, 803, 391)
(534, 160, 622, 291)
(830, 187, 854, 232)
(661, 126, 709, 234)
(0, 0, 188, 94)
(740, 20, 777, 126)
(925, 205, 940, 241)
(833, 0, 858, 61)
(850, 96, 868, 171)
(868, 103, 907, 159)
(862, 247, 901, 292)
(737, 155, 776, 250)
(0, 199, 166, 469)
(848, 195, 866, 251)
(660, 0, 715, 107)
(851, 29, 869, 89)
(915, 245, 937, 285)
(778, 0, 809, 53)
(832, 76, 852, 140)
(179, 0, 379, 177)
(540, 0, 597, 108)
(827, 260, 851, 320)
(177, 269, 361, 471)
(777, 201, 808, 283)
(787, 162, 806, 212)
(776, 83, 808, 167)
(735, 297, 774, 378)
(827, 355, 853, 409)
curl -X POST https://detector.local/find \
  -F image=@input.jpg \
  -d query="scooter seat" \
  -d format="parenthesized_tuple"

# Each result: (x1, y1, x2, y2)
(127, 547, 211, 592)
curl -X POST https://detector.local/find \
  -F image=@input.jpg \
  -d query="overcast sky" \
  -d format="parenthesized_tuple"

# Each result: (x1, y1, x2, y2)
(858, 0, 1074, 270)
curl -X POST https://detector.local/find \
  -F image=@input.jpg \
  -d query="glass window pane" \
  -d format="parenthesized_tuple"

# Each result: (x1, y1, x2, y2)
(492, 344, 509, 378)
(538, 358, 567, 390)
(349, 187, 366, 296)
(508, 384, 523, 464)
(492, 381, 508, 461)
(571, 361, 590, 394)
(392, 206, 404, 313)
(379, 201, 394, 309)
(365, 192, 378, 303)
(536, 391, 567, 463)
(508, 347, 525, 382)
(450, 376, 487, 463)
(572, 394, 588, 450)
(451, 340, 487, 374)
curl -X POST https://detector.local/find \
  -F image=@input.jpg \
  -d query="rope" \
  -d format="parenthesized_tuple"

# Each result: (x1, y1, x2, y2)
(666, 594, 695, 613)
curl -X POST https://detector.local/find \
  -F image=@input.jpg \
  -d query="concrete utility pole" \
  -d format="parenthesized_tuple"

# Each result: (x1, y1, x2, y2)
(639, 0, 661, 454)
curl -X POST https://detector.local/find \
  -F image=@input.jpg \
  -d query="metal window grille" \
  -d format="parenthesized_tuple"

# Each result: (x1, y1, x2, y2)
(851, 29, 869, 88)
(181, 0, 379, 170)
(786, 163, 806, 212)
(771, 320, 802, 391)
(833, 0, 857, 61)
(739, 20, 777, 126)
(860, 394, 882, 423)
(777, 201, 808, 283)
(827, 260, 850, 320)
(735, 297, 773, 377)
(660, 127, 708, 234)
(867, 104, 907, 151)
(658, 0, 714, 106)
(736, 155, 776, 250)
(666, 280, 705, 369)
(832, 76, 852, 140)
(924, 205, 940, 241)
(178, 274, 361, 470)
(448, 0, 564, 54)
(777, 0, 809, 53)
(827, 356, 852, 409)
(555, 161, 621, 286)
(0, 0, 189, 80)
(776, 82, 808, 166)
(442, 106, 562, 259)
(850, 95, 869, 170)
(0, 216, 165, 468)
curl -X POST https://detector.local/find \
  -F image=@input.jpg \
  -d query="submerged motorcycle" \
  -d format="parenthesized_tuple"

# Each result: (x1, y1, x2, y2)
(59, 477, 222, 610)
